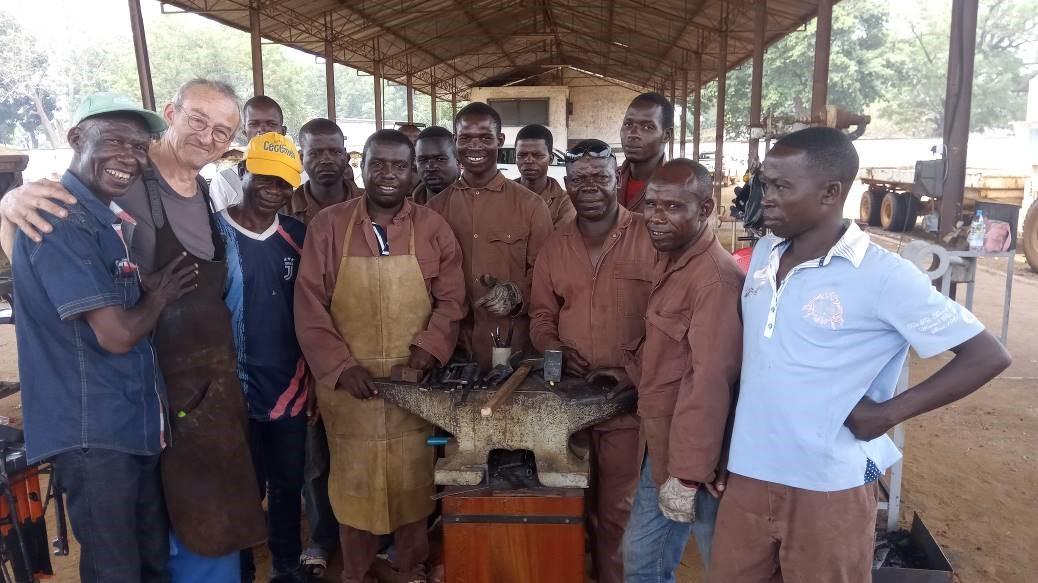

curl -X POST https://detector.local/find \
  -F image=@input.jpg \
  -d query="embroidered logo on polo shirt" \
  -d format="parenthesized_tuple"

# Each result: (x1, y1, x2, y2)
(283, 257, 296, 281)
(803, 291, 844, 330)
(744, 266, 769, 297)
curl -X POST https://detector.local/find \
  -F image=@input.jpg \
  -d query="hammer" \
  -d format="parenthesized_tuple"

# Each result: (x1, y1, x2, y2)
(480, 357, 542, 417)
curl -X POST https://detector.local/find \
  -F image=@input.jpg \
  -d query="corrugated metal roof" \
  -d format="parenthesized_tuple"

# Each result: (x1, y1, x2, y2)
(159, 0, 834, 98)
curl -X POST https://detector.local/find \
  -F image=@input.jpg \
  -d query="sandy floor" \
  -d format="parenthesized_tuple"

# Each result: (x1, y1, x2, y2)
(1, 225, 1035, 582)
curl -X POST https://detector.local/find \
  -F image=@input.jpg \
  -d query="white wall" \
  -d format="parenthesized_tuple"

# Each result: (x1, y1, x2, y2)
(564, 72, 639, 149)
(468, 85, 570, 148)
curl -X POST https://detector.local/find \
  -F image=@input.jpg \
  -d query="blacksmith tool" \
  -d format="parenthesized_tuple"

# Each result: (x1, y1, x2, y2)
(480, 357, 544, 417)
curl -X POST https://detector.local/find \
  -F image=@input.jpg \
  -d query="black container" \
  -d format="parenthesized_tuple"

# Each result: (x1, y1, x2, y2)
(872, 514, 954, 583)
(974, 201, 1020, 250)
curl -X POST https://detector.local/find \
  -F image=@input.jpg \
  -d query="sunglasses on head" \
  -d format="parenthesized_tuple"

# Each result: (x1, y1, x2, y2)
(564, 142, 614, 162)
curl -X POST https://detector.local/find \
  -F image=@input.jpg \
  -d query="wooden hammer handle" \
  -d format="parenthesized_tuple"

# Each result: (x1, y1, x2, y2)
(480, 363, 531, 417)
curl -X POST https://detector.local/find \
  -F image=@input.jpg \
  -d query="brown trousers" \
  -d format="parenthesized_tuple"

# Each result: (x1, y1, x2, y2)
(587, 419, 641, 583)
(707, 474, 877, 583)
(339, 519, 428, 583)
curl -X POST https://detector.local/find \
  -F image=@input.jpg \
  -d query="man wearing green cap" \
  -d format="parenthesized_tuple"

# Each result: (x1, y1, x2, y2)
(11, 93, 197, 582)
(216, 132, 308, 583)
(1, 81, 268, 579)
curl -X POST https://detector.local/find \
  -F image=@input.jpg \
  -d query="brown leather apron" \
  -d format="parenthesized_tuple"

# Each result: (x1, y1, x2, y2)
(318, 202, 436, 535)
(143, 171, 266, 556)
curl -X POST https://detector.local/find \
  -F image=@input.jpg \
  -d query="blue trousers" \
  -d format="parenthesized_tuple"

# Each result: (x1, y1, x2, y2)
(240, 415, 307, 578)
(168, 532, 238, 583)
(54, 449, 169, 583)
(622, 454, 719, 583)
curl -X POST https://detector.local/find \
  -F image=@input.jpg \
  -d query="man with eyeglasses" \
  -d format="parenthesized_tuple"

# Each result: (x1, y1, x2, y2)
(618, 92, 673, 212)
(529, 140, 654, 583)
(1, 78, 267, 581)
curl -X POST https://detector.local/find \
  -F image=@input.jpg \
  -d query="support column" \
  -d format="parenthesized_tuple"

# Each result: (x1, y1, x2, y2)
(810, 0, 833, 124)
(939, 0, 979, 237)
(749, 0, 766, 166)
(325, 41, 335, 120)
(250, 2, 263, 96)
(431, 84, 438, 127)
(406, 74, 414, 124)
(373, 61, 383, 130)
(127, 0, 155, 110)
(693, 51, 702, 161)
(713, 31, 728, 210)
(680, 66, 689, 158)
(451, 94, 458, 122)
(669, 73, 677, 159)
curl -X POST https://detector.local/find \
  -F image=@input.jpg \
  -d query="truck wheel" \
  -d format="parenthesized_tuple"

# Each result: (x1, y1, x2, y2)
(880, 192, 918, 232)
(860, 188, 884, 226)
(1023, 200, 1038, 273)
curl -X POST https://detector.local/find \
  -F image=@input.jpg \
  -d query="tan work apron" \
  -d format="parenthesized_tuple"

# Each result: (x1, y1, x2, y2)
(318, 202, 436, 535)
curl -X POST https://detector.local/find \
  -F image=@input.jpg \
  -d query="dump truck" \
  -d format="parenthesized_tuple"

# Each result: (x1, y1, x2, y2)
(858, 164, 1038, 270)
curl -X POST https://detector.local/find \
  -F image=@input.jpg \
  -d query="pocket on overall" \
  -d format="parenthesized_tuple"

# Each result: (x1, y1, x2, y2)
(487, 229, 529, 283)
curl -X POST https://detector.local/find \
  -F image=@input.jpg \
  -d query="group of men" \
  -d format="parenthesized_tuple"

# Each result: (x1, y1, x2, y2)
(0, 75, 1011, 583)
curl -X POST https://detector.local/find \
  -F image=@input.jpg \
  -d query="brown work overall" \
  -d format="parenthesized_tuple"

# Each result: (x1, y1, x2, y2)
(317, 203, 436, 580)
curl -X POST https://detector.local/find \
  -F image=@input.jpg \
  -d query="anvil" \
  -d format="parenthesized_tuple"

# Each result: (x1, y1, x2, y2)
(375, 377, 636, 488)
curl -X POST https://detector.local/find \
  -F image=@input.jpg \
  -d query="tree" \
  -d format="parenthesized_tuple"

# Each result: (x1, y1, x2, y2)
(698, 0, 895, 140)
(0, 10, 61, 147)
(878, 0, 1038, 136)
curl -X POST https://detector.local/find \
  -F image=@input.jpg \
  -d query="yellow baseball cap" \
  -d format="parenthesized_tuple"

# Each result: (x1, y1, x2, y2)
(244, 132, 303, 189)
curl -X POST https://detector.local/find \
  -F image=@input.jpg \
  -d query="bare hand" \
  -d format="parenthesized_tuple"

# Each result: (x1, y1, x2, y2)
(586, 368, 633, 397)
(705, 469, 728, 499)
(408, 346, 438, 372)
(337, 365, 378, 400)
(141, 253, 198, 305)
(1, 179, 78, 242)
(559, 346, 589, 377)
(844, 395, 893, 441)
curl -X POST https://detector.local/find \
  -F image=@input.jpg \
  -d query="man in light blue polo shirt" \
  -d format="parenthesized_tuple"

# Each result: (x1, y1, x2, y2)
(707, 127, 1012, 583)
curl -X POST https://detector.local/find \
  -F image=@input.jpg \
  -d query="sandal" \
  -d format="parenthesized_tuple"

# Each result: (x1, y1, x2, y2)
(299, 545, 329, 578)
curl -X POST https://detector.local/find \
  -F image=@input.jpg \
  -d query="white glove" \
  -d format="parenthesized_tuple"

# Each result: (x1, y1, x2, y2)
(658, 476, 699, 523)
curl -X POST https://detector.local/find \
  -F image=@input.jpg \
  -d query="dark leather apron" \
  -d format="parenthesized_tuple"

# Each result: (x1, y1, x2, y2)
(143, 170, 266, 556)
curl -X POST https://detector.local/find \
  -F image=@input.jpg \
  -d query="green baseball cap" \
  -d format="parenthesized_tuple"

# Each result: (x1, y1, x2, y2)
(72, 92, 168, 134)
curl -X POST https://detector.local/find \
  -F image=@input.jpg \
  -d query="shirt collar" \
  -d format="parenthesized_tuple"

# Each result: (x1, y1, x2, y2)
(61, 171, 117, 225)
(291, 178, 355, 216)
(560, 204, 633, 238)
(352, 197, 416, 225)
(659, 225, 717, 277)
(769, 220, 869, 269)
(456, 170, 507, 192)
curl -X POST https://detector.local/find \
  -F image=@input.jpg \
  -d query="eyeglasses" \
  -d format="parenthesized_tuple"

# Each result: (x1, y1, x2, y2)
(176, 105, 234, 144)
(564, 142, 614, 162)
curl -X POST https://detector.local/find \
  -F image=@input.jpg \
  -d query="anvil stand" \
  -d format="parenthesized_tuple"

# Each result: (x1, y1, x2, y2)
(376, 374, 636, 582)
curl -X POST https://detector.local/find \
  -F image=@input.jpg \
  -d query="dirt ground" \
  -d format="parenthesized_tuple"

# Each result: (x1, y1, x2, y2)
(0, 225, 1035, 583)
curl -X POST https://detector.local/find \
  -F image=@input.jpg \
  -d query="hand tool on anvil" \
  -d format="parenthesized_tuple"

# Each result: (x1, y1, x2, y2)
(480, 357, 543, 417)
(390, 365, 424, 384)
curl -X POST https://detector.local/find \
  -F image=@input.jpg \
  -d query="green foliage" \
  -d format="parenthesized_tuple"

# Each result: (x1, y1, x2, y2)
(876, 0, 1038, 136)
(0, 10, 60, 147)
(698, 0, 1037, 140)
(700, 0, 896, 140)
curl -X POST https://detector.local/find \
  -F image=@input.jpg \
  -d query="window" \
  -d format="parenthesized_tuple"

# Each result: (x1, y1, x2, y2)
(488, 98, 549, 126)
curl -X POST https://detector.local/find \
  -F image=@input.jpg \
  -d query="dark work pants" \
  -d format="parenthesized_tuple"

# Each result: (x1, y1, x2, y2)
(53, 448, 169, 583)
(240, 415, 307, 578)
(303, 417, 340, 551)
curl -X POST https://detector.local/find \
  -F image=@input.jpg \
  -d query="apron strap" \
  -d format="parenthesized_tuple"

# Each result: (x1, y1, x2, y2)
(341, 201, 361, 259)
(341, 201, 418, 258)
(408, 217, 416, 256)
(142, 167, 167, 230)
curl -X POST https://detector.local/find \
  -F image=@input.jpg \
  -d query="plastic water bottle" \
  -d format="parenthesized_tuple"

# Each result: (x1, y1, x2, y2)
(967, 210, 986, 252)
